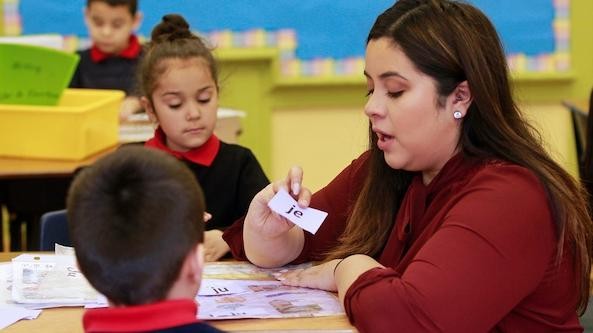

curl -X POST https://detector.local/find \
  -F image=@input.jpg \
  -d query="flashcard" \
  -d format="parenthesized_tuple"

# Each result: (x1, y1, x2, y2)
(267, 189, 328, 234)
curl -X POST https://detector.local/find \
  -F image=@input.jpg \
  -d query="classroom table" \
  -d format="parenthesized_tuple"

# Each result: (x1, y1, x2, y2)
(0, 252, 356, 332)
(0, 146, 118, 251)
(0, 145, 117, 179)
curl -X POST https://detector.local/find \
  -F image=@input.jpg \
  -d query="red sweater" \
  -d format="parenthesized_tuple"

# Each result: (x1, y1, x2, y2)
(224, 152, 582, 332)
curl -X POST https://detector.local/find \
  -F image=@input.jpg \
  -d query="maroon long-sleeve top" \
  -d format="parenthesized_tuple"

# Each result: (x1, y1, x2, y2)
(223, 152, 582, 332)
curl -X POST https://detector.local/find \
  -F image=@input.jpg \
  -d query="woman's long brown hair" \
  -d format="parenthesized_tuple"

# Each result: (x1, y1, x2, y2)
(326, 0, 593, 314)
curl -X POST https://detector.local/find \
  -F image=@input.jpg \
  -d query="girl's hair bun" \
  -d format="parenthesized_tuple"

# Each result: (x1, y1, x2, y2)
(151, 14, 193, 42)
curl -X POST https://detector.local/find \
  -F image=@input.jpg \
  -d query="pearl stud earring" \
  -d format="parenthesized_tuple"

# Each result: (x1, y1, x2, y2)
(453, 111, 463, 119)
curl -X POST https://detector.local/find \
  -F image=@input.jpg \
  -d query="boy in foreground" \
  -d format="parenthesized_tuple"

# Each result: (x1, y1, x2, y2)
(67, 146, 224, 332)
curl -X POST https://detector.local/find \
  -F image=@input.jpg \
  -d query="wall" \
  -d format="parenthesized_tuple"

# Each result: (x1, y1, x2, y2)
(266, 0, 593, 190)
(272, 107, 367, 192)
(11, 0, 593, 188)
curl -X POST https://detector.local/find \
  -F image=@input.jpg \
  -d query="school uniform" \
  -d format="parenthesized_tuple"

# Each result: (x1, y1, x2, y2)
(145, 127, 269, 231)
(83, 299, 224, 332)
(69, 35, 142, 95)
(224, 151, 582, 332)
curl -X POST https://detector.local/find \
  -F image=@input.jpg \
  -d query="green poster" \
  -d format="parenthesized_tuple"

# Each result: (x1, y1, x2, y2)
(0, 43, 79, 105)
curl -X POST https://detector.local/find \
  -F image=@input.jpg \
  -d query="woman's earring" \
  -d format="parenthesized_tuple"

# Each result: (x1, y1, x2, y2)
(453, 111, 463, 119)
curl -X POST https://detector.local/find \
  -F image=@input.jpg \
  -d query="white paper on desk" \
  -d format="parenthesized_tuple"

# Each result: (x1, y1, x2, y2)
(54, 244, 75, 256)
(0, 306, 41, 330)
(1, 262, 98, 310)
(11, 254, 101, 305)
(267, 189, 328, 234)
(197, 279, 343, 320)
(199, 279, 251, 296)
(85, 295, 108, 309)
(0, 263, 13, 305)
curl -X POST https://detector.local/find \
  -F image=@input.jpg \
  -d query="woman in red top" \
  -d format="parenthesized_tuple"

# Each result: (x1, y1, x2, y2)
(223, 0, 593, 331)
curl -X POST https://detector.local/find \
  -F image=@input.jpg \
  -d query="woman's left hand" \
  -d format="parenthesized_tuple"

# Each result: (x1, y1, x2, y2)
(273, 259, 343, 292)
(204, 229, 230, 261)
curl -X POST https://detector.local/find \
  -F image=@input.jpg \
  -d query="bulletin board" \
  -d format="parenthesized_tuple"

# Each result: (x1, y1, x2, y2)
(19, 0, 559, 59)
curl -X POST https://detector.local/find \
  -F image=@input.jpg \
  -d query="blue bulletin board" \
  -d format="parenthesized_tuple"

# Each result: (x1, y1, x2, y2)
(20, 0, 558, 59)
(473, 0, 555, 55)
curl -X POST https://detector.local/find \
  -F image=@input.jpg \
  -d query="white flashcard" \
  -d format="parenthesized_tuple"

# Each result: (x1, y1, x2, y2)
(267, 189, 328, 234)
(198, 279, 250, 296)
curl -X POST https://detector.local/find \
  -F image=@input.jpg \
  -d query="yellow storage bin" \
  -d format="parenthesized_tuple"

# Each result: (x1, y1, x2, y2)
(0, 88, 124, 160)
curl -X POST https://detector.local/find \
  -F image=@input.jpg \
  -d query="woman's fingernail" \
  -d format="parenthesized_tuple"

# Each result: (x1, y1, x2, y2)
(291, 183, 300, 195)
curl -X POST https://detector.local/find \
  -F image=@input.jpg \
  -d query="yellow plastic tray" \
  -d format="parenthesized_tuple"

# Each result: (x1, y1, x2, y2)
(0, 89, 124, 160)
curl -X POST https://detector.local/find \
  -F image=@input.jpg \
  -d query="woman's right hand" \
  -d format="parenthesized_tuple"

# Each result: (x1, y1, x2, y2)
(245, 166, 312, 239)
(243, 166, 311, 267)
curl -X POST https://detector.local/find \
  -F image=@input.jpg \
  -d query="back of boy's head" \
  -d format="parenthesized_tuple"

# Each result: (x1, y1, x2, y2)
(87, 0, 138, 15)
(138, 14, 219, 100)
(67, 146, 205, 305)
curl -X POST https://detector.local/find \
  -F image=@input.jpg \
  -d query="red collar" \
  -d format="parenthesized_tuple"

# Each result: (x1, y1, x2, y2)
(90, 35, 141, 63)
(83, 299, 200, 332)
(145, 127, 220, 167)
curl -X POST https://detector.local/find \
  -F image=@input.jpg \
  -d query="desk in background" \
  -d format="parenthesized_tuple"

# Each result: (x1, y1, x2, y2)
(0, 146, 117, 251)
(0, 252, 355, 333)
(0, 111, 244, 251)
(119, 108, 244, 144)
(0, 146, 117, 180)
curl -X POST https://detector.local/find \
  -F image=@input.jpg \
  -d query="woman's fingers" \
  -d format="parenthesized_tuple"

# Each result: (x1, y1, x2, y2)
(275, 166, 303, 195)
(288, 166, 303, 195)
(203, 212, 212, 222)
(297, 187, 311, 207)
(268, 166, 311, 208)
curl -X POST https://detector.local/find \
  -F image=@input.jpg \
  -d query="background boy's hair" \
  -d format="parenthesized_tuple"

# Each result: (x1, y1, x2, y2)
(86, 0, 138, 15)
(67, 146, 205, 305)
(138, 14, 218, 100)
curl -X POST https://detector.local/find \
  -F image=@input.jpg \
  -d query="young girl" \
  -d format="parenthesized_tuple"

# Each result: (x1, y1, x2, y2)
(139, 14, 269, 261)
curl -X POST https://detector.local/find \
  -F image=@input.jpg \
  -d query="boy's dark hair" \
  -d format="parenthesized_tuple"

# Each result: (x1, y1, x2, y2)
(67, 146, 205, 305)
(87, 0, 138, 15)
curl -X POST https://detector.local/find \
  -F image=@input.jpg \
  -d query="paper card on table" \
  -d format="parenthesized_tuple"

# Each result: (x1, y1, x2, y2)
(267, 189, 328, 234)
(11, 254, 100, 305)
(199, 279, 251, 296)
(54, 244, 75, 256)
(0, 306, 41, 330)
(197, 279, 343, 320)
(0, 43, 79, 105)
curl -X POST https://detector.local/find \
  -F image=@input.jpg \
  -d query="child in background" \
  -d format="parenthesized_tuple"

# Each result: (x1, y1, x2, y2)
(139, 14, 269, 261)
(67, 146, 224, 332)
(70, 0, 143, 120)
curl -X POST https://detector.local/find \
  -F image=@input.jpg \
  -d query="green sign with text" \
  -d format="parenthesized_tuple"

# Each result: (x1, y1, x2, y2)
(0, 43, 79, 106)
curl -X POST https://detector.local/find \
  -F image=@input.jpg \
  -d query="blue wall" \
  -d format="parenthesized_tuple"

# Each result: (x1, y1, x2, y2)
(20, 0, 556, 59)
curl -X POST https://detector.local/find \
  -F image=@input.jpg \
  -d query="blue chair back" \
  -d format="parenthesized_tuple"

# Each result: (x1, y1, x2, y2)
(39, 209, 71, 251)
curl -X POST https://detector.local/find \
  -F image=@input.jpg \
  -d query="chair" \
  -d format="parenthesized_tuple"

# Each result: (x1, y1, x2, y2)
(571, 106, 588, 165)
(39, 209, 71, 251)
(575, 89, 593, 333)
(578, 89, 593, 206)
